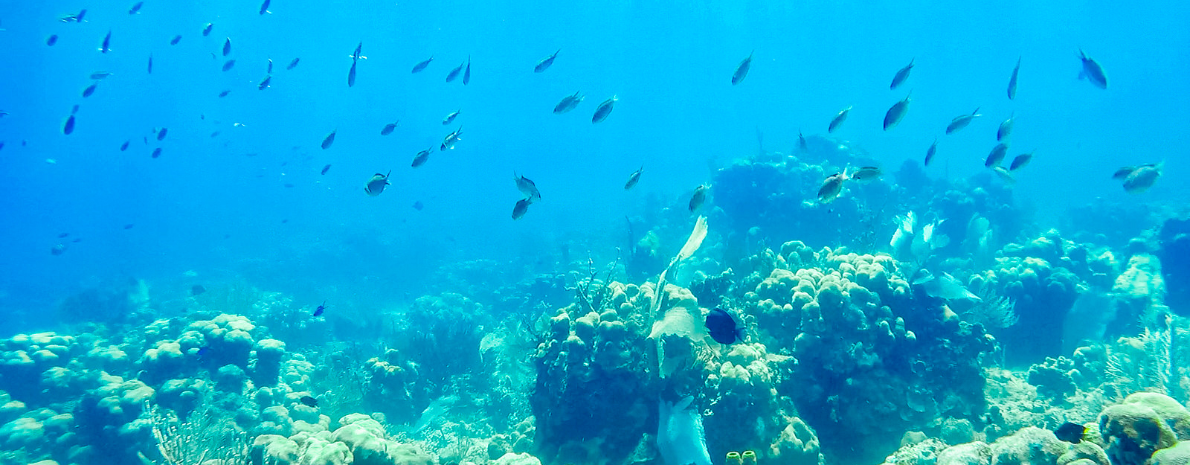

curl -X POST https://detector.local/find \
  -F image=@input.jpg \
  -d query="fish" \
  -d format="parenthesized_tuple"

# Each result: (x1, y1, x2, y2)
(59, 11, 85, 22)
(705, 308, 745, 344)
(58, 233, 70, 238)
(1122, 163, 1162, 193)
(222, 59, 236, 71)
(624, 166, 643, 190)
(883, 93, 911, 131)
(591, 96, 617, 124)
(286, 58, 300, 70)
(1053, 422, 1085, 444)
(151, 148, 162, 158)
(851, 166, 882, 182)
(218, 90, 231, 97)
(1112, 165, 1153, 180)
(945, 107, 981, 134)
(223, 37, 232, 56)
(553, 91, 584, 114)
(364, 171, 391, 196)
(267, 59, 273, 74)
(100, 30, 112, 53)
(51, 244, 67, 256)
(64, 115, 76, 135)
(890, 58, 914, 90)
(350, 42, 364, 61)
(120, 141, 130, 151)
(147, 54, 153, 74)
(535, 49, 561, 73)
(411, 148, 432, 168)
(992, 166, 1015, 184)
(258, 75, 271, 90)
(446, 62, 464, 82)
(259, 0, 271, 14)
(170, 35, 182, 45)
(412, 56, 433, 73)
(47, 35, 59, 46)
(984, 143, 1009, 168)
(157, 128, 168, 141)
(82, 83, 97, 98)
(299, 396, 318, 408)
(798, 131, 808, 152)
(913, 270, 980, 301)
(689, 185, 708, 212)
(347, 61, 357, 87)
(380, 122, 398, 135)
(514, 173, 542, 200)
(997, 114, 1014, 142)
(412, 201, 424, 211)
(1078, 49, 1107, 90)
(202, 23, 213, 36)
(124, 224, 135, 229)
(321, 131, 336, 150)
(320, 164, 331, 175)
(828, 106, 851, 133)
(91, 71, 112, 80)
(732, 51, 753, 85)
(440, 127, 462, 151)
(512, 198, 533, 220)
(191, 285, 207, 296)
(442, 110, 461, 125)
(129, 1, 143, 14)
(1009, 152, 1033, 171)
(818, 171, 848, 203)
(313, 301, 326, 317)
(463, 56, 471, 85)
(925, 139, 938, 166)
(1008, 57, 1021, 100)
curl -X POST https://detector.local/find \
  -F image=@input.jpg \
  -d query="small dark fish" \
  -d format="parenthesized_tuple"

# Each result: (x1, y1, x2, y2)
(258, 75, 271, 90)
(284, 183, 294, 188)
(157, 128, 168, 141)
(58, 232, 70, 238)
(71, 238, 83, 243)
(313, 301, 326, 317)
(143, 136, 148, 144)
(591, 96, 617, 124)
(286, 58, 300, 70)
(732, 51, 753, 85)
(411, 148, 432, 168)
(890, 58, 914, 90)
(203, 23, 213, 36)
(51, 244, 67, 256)
(170, 35, 182, 45)
(147, 54, 153, 74)
(689, 185, 708, 212)
(299, 396, 318, 408)
(223, 37, 232, 56)
(883, 93, 911, 131)
(210, 131, 221, 137)
(129, 1, 143, 14)
(624, 166, 643, 190)
(121, 141, 130, 151)
(321, 131, 336, 150)
(997, 113, 1014, 142)
(218, 90, 231, 97)
(267, 59, 273, 74)
(347, 61, 357, 87)
(463, 56, 471, 85)
(124, 223, 134, 229)
(320, 164, 331, 175)
(1078, 49, 1107, 90)
(705, 308, 745, 344)
(945, 107, 982, 134)
(442, 110, 461, 125)
(412, 56, 433, 73)
(82, 83, 98, 98)
(222, 59, 236, 71)
(412, 201, 424, 211)
(47, 35, 59, 46)
(1009, 152, 1033, 172)
(818, 172, 847, 203)
(553, 91, 583, 114)
(64, 115, 76, 135)
(925, 139, 937, 166)
(196, 346, 211, 358)
(1054, 422, 1085, 444)
(364, 171, 391, 196)
(440, 127, 462, 151)
(191, 285, 207, 296)
(100, 30, 112, 54)
(798, 130, 808, 152)
(88, 71, 112, 80)
(985, 143, 1009, 168)
(446, 62, 464, 82)
(380, 122, 398, 135)
(1008, 56, 1021, 100)
(514, 173, 542, 201)
(535, 49, 560, 73)
(512, 198, 533, 220)
(350, 42, 363, 61)
(828, 106, 851, 133)
(259, 0, 271, 15)
(151, 147, 162, 158)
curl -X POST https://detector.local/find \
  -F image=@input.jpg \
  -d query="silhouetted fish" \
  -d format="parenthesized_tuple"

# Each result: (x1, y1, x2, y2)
(732, 51, 753, 85)
(347, 61, 357, 87)
(191, 285, 207, 296)
(591, 96, 616, 124)
(1007, 57, 1020, 100)
(412, 56, 433, 73)
(82, 83, 97, 98)
(259, 0, 271, 14)
(223, 37, 232, 56)
(47, 35, 59, 46)
(129, 2, 143, 14)
(829, 106, 851, 133)
(1053, 422, 1085, 444)
(286, 58, 300, 70)
(321, 131, 336, 149)
(151, 147, 162, 158)
(299, 396, 318, 407)
(157, 127, 168, 141)
(705, 308, 744, 344)
(463, 56, 471, 85)
(320, 164, 331, 175)
(100, 30, 112, 53)
(535, 49, 560, 73)
(222, 59, 236, 71)
(925, 139, 937, 166)
(446, 62, 464, 82)
(890, 59, 913, 90)
(203, 23, 213, 36)
(1077, 49, 1107, 90)
(883, 93, 911, 131)
(64, 115, 76, 135)
(380, 122, 398, 135)
(170, 35, 182, 45)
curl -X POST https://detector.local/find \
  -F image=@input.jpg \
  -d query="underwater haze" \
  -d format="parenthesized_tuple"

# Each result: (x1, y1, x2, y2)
(1, 0, 1190, 465)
